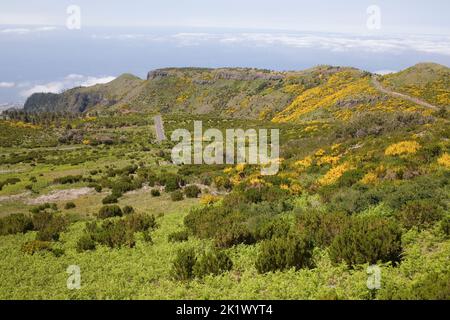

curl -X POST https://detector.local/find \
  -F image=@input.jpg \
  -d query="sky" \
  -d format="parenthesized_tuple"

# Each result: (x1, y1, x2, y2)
(0, 1, 449, 106)
(1, 0, 449, 34)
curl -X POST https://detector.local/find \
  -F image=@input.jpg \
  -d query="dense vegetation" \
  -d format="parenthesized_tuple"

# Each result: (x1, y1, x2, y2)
(0, 63, 448, 300)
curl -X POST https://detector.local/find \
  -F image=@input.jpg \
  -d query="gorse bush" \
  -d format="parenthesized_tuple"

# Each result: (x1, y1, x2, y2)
(64, 202, 76, 209)
(30, 203, 57, 214)
(0, 213, 33, 236)
(170, 190, 184, 202)
(255, 233, 314, 274)
(21, 240, 53, 255)
(33, 213, 68, 242)
(76, 234, 96, 252)
(53, 175, 82, 184)
(329, 216, 403, 267)
(97, 205, 123, 219)
(193, 249, 233, 278)
(398, 200, 444, 230)
(184, 185, 201, 198)
(171, 248, 233, 280)
(151, 189, 161, 197)
(215, 223, 255, 248)
(122, 205, 135, 215)
(168, 230, 189, 243)
(171, 248, 197, 281)
(77, 213, 157, 251)
(102, 194, 119, 204)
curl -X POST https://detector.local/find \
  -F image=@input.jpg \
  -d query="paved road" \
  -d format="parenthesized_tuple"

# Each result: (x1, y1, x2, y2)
(371, 76, 439, 110)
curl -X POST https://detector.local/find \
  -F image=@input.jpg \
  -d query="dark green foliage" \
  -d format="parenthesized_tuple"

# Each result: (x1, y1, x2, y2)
(0, 213, 33, 235)
(53, 175, 82, 184)
(122, 205, 135, 215)
(89, 220, 135, 249)
(76, 234, 96, 252)
(329, 216, 403, 267)
(150, 189, 161, 197)
(30, 203, 58, 214)
(254, 218, 292, 241)
(184, 185, 201, 198)
(124, 213, 157, 233)
(21, 240, 53, 255)
(398, 200, 444, 230)
(215, 223, 255, 248)
(296, 211, 349, 247)
(97, 205, 123, 219)
(34, 214, 68, 242)
(440, 215, 450, 237)
(64, 202, 76, 210)
(255, 233, 314, 274)
(171, 248, 197, 281)
(159, 173, 184, 192)
(168, 230, 189, 243)
(102, 194, 119, 204)
(88, 183, 102, 192)
(170, 190, 184, 201)
(193, 249, 233, 278)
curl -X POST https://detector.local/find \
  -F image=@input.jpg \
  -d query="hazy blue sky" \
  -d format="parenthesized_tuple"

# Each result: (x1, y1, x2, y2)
(1, 0, 449, 34)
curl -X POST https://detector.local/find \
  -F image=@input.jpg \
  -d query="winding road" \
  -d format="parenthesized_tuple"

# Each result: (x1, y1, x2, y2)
(371, 76, 439, 110)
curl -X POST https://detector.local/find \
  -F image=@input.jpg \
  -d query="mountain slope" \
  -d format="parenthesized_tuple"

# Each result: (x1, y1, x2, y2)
(23, 64, 449, 121)
(380, 63, 450, 107)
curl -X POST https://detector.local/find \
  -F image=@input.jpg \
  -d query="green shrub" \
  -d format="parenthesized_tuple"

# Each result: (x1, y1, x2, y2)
(255, 218, 292, 241)
(124, 213, 157, 233)
(122, 205, 135, 215)
(170, 190, 184, 201)
(168, 230, 189, 243)
(215, 223, 255, 248)
(193, 249, 233, 278)
(184, 185, 201, 198)
(88, 183, 102, 192)
(35, 215, 68, 241)
(53, 175, 82, 184)
(30, 203, 58, 214)
(255, 233, 314, 274)
(329, 216, 403, 267)
(102, 194, 119, 204)
(76, 234, 96, 252)
(440, 215, 450, 237)
(171, 248, 197, 281)
(64, 202, 76, 210)
(91, 220, 135, 249)
(97, 205, 123, 219)
(296, 211, 349, 247)
(21, 240, 53, 255)
(0, 213, 33, 235)
(398, 200, 444, 230)
(151, 189, 161, 197)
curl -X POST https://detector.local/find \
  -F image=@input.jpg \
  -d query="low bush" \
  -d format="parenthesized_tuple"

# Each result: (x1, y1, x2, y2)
(398, 200, 444, 230)
(0, 213, 33, 236)
(21, 240, 53, 255)
(76, 234, 96, 252)
(193, 249, 233, 278)
(215, 223, 255, 248)
(329, 216, 403, 267)
(64, 202, 76, 210)
(255, 233, 314, 274)
(53, 175, 82, 184)
(184, 185, 201, 198)
(170, 190, 184, 202)
(151, 189, 161, 197)
(97, 205, 123, 219)
(168, 230, 189, 243)
(122, 205, 135, 215)
(30, 203, 58, 214)
(171, 248, 197, 281)
(102, 194, 119, 204)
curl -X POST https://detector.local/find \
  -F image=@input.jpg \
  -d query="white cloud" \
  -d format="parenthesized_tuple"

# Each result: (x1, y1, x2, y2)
(375, 70, 397, 75)
(20, 75, 116, 98)
(0, 82, 15, 88)
(168, 32, 450, 56)
(0, 26, 58, 35)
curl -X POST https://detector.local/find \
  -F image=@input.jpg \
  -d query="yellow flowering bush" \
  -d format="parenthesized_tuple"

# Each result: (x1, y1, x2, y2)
(437, 153, 450, 168)
(360, 172, 378, 185)
(295, 156, 313, 169)
(385, 141, 421, 156)
(319, 162, 352, 186)
(200, 194, 221, 205)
